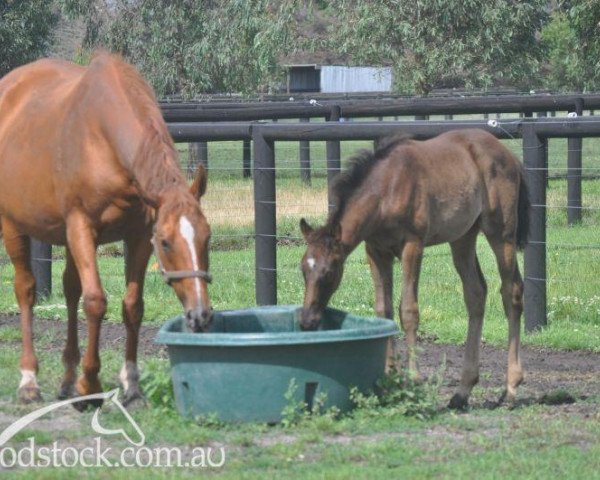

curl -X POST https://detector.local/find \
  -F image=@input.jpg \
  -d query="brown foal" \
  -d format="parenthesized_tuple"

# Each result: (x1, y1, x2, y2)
(300, 130, 530, 409)
(0, 53, 212, 409)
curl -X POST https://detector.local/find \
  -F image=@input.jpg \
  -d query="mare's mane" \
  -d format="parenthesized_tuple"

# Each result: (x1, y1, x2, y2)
(89, 52, 186, 201)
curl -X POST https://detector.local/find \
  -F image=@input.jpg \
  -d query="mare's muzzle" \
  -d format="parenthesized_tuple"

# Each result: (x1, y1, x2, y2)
(186, 306, 213, 333)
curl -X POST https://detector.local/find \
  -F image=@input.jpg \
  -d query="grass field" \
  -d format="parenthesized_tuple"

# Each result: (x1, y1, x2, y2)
(0, 126, 599, 478)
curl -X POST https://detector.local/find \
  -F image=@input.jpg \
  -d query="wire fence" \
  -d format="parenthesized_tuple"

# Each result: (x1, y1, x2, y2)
(1, 114, 599, 330)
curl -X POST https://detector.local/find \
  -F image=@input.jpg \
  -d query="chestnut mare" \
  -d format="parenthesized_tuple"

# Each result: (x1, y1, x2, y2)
(300, 130, 530, 409)
(0, 53, 212, 408)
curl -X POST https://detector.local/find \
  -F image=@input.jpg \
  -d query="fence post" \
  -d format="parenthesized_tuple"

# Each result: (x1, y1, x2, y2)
(188, 142, 208, 179)
(243, 139, 251, 179)
(253, 127, 277, 305)
(30, 239, 51, 299)
(567, 98, 584, 225)
(299, 118, 311, 185)
(326, 106, 342, 212)
(522, 122, 547, 331)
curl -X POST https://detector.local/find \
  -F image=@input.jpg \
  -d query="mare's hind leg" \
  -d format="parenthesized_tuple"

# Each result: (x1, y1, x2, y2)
(2, 219, 41, 403)
(120, 231, 153, 407)
(448, 227, 488, 409)
(365, 243, 399, 372)
(398, 240, 424, 378)
(487, 237, 524, 405)
(66, 212, 106, 410)
(58, 248, 81, 399)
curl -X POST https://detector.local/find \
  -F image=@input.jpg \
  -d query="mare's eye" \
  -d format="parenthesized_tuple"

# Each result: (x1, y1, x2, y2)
(161, 239, 171, 251)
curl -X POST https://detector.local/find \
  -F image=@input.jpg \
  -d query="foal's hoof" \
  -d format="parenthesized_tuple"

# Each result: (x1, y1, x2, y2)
(17, 386, 43, 404)
(448, 393, 469, 411)
(496, 389, 516, 408)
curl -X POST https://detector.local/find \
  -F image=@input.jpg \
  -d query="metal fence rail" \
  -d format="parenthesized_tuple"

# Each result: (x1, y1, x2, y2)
(25, 115, 600, 333)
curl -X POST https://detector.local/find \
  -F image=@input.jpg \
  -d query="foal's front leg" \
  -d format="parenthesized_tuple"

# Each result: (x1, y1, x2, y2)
(365, 243, 399, 372)
(399, 240, 424, 378)
(66, 212, 106, 410)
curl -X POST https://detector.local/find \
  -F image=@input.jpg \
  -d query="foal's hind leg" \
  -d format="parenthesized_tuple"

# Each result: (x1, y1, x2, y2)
(487, 237, 524, 405)
(365, 243, 399, 372)
(398, 240, 424, 378)
(120, 231, 153, 407)
(448, 229, 488, 409)
(2, 219, 41, 403)
(58, 249, 81, 399)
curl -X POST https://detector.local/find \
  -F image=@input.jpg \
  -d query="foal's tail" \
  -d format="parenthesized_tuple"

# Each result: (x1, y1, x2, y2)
(516, 170, 530, 250)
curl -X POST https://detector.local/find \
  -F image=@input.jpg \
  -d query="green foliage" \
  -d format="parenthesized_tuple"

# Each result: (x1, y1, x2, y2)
(139, 357, 175, 411)
(281, 378, 340, 428)
(65, 0, 302, 97)
(351, 367, 442, 421)
(541, 10, 583, 92)
(568, 0, 600, 91)
(327, 0, 548, 94)
(0, 1, 58, 77)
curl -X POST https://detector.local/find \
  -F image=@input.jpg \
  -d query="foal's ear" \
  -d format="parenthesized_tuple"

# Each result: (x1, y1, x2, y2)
(190, 164, 207, 200)
(299, 218, 314, 240)
(332, 223, 342, 242)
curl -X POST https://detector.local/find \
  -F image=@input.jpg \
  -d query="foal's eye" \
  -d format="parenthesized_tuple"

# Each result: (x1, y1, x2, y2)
(161, 239, 171, 251)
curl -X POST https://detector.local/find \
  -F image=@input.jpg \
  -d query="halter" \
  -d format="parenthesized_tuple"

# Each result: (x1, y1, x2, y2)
(151, 236, 213, 285)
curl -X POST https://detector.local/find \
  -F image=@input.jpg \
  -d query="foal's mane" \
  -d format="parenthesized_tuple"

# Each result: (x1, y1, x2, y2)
(90, 52, 186, 202)
(328, 134, 412, 226)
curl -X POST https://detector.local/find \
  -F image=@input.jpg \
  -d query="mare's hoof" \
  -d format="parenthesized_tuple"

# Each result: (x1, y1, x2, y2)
(57, 382, 76, 400)
(448, 393, 469, 411)
(17, 386, 43, 404)
(71, 395, 104, 412)
(122, 389, 148, 410)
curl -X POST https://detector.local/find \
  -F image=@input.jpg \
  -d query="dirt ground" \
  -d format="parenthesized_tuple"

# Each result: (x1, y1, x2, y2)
(1, 314, 599, 411)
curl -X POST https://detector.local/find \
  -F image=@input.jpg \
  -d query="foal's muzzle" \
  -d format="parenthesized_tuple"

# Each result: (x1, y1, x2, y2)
(300, 306, 322, 331)
(186, 306, 213, 333)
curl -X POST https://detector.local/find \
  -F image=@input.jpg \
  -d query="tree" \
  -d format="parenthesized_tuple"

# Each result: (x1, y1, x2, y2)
(0, 1, 58, 77)
(326, 0, 549, 95)
(64, 0, 302, 97)
(568, 0, 600, 91)
(540, 10, 584, 92)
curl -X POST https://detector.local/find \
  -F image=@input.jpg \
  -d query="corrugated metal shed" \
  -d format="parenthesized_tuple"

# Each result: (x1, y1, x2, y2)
(320, 66, 392, 93)
(284, 65, 392, 94)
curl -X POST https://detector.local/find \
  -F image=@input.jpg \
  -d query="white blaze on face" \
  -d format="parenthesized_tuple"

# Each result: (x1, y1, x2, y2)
(307, 257, 316, 270)
(179, 216, 202, 301)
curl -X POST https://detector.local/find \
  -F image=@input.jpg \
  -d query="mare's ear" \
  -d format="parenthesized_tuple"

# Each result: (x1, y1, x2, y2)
(299, 218, 314, 240)
(190, 164, 207, 200)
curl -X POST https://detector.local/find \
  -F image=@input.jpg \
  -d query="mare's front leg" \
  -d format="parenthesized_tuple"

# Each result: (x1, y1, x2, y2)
(399, 240, 424, 378)
(66, 212, 106, 410)
(365, 243, 399, 372)
(2, 219, 41, 403)
(120, 230, 153, 407)
(58, 248, 81, 399)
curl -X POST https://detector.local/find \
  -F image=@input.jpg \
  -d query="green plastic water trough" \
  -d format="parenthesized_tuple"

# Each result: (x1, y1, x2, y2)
(155, 305, 398, 422)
